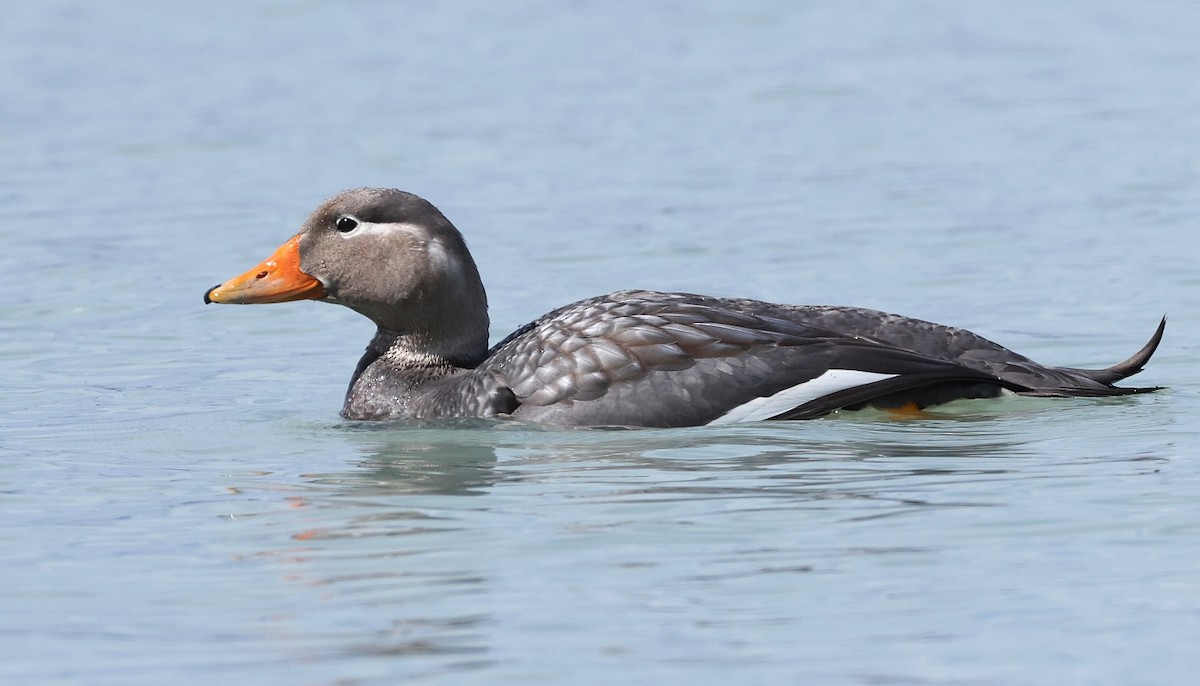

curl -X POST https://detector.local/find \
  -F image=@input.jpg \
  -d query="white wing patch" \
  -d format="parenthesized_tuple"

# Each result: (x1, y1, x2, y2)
(708, 369, 898, 424)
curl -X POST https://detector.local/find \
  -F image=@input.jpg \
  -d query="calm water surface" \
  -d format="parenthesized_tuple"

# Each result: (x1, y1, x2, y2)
(3, 2, 1200, 684)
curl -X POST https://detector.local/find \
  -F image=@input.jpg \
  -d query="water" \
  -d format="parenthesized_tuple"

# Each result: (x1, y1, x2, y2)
(3, 1, 1199, 683)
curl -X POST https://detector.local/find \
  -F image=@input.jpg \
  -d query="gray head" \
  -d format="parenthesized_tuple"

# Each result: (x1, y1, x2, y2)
(208, 188, 490, 364)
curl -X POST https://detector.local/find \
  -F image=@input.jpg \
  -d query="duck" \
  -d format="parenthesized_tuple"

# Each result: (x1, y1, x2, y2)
(204, 188, 1165, 426)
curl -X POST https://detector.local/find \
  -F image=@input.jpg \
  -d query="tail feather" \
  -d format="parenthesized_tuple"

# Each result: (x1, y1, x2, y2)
(1059, 316, 1166, 388)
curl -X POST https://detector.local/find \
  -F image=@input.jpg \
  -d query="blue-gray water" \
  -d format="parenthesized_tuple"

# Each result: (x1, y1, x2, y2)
(3, 2, 1199, 684)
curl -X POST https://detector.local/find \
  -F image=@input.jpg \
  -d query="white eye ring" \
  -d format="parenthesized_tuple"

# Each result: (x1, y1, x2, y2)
(335, 215, 360, 234)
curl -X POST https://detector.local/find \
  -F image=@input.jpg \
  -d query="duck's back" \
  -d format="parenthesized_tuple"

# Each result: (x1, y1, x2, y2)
(409, 290, 1162, 427)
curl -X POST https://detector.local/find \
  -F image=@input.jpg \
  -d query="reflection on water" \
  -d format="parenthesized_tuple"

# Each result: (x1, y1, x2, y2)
(299, 409, 1035, 501)
(310, 435, 501, 497)
(217, 411, 1068, 673)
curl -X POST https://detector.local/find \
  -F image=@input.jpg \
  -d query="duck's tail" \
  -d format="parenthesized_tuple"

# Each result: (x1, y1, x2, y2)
(1055, 316, 1166, 393)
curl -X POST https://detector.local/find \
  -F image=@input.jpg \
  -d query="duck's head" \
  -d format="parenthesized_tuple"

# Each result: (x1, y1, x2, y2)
(205, 188, 489, 359)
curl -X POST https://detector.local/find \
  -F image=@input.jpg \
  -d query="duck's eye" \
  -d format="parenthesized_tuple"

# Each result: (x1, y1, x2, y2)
(336, 216, 359, 233)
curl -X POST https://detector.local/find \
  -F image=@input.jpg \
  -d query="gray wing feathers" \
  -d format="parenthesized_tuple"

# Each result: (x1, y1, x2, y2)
(421, 291, 1162, 425)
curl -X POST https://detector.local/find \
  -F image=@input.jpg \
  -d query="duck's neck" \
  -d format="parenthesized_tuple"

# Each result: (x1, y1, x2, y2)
(341, 326, 487, 420)
(340, 251, 492, 419)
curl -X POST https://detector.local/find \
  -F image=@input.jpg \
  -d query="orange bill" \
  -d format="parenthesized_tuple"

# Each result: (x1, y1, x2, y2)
(204, 234, 326, 304)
